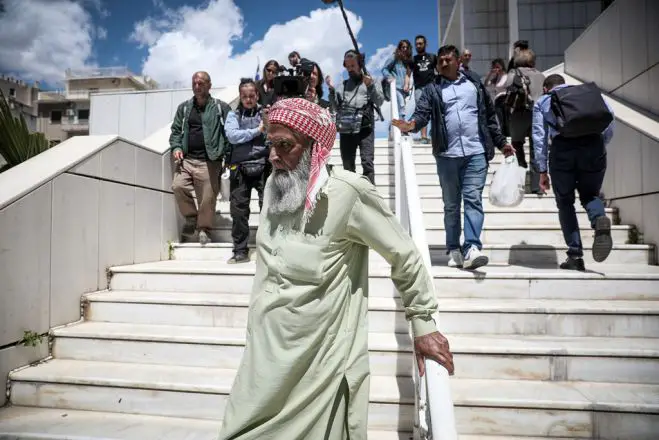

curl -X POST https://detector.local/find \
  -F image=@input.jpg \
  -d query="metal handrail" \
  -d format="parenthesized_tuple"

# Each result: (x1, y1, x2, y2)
(388, 80, 457, 440)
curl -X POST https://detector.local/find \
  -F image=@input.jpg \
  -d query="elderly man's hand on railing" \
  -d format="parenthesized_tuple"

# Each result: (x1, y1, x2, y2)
(414, 331, 455, 376)
(392, 119, 416, 133)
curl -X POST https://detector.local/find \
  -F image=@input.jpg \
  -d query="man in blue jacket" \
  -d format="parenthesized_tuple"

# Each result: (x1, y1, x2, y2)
(393, 45, 514, 270)
(532, 74, 615, 271)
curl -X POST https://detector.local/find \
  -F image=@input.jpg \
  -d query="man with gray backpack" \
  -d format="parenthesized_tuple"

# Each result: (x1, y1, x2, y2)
(532, 74, 615, 271)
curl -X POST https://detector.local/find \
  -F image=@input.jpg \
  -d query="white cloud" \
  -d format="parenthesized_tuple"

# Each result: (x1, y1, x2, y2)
(0, 0, 98, 84)
(97, 26, 107, 40)
(131, 0, 364, 89)
(366, 44, 395, 77)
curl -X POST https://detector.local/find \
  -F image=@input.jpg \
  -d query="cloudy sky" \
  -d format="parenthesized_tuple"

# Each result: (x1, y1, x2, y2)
(0, 0, 439, 134)
(0, 0, 440, 87)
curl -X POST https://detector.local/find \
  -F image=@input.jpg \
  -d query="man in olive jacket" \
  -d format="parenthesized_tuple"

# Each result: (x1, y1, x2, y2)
(169, 71, 231, 245)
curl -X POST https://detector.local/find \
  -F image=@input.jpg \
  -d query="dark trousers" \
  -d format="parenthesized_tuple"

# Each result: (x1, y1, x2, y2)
(549, 135, 607, 258)
(510, 110, 539, 193)
(230, 165, 268, 255)
(339, 127, 375, 185)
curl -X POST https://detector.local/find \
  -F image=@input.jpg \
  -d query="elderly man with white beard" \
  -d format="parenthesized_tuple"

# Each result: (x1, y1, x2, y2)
(218, 98, 454, 440)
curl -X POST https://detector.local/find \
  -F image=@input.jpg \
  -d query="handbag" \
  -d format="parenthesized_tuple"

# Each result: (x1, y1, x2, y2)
(336, 104, 364, 134)
(240, 161, 266, 178)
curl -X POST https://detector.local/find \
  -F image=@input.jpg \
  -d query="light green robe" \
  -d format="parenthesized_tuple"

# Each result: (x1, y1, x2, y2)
(218, 167, 438, 440)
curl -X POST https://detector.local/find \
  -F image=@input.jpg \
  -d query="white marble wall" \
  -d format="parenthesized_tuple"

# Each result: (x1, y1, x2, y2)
(565, 0, 659, 117)
(518, 0, 601, 71)
(601, 121, 659, 262)
(462, 0, 509, 76)
(89, 87, 239, 144)
(0, 137, 179, 404)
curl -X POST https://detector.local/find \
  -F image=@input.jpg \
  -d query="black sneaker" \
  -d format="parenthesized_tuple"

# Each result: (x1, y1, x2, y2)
(559, 257, 586, 271)
(228, 252, 250, 264)
(592, 216, 613, 263)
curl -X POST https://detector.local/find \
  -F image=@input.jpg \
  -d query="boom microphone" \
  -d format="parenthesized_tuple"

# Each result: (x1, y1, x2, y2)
(320, 0, 369, 76)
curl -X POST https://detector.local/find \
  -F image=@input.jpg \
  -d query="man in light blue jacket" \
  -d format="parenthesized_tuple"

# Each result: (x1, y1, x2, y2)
(532, 74, 615, 271)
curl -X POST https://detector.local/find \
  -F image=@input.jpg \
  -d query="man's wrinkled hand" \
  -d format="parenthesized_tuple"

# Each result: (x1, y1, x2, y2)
(173, 150, 183, 161)
(501, 143, 515, 157)
(414, 331, 454, 377)
(392, 119, 415, 133)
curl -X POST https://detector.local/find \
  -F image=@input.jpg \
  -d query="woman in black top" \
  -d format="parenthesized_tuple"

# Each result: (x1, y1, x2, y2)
(256, 60, 279, 107)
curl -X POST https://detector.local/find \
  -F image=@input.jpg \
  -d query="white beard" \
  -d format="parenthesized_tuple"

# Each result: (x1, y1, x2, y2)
(266, 148, 311, 219)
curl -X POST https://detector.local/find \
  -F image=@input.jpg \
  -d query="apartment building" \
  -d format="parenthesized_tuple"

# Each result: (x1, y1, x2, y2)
(37, 67, 158, 145)
(0, 75, 39, 132)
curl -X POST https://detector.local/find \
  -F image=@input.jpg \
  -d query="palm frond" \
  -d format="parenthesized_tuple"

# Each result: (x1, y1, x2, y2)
(0, 89, 50, 172)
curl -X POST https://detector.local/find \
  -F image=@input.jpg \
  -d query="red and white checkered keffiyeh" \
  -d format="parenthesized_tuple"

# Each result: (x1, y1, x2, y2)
(268, 98, 336, 220)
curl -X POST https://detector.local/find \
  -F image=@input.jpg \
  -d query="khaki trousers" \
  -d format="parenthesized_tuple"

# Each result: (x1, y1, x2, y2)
(172, 158, 221, 231)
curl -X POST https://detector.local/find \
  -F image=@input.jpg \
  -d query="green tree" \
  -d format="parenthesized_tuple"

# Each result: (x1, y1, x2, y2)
(0, 89, 50, 172)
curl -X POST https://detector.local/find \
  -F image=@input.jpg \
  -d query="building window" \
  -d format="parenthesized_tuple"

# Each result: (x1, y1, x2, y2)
(9, 88, 16, 97)
(78, 109, 90, 120)
(50, 110, 62, 123)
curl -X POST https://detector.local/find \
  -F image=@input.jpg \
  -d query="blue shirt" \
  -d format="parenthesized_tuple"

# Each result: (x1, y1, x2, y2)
(532, 84, 615, 173)
(439, 73, 485, 158)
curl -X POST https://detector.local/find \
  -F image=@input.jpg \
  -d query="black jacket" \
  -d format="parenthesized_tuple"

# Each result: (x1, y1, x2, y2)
(410, 73, 506, 161)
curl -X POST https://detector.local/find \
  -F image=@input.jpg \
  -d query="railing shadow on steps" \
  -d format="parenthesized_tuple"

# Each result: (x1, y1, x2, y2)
(388, 80, 458, 440)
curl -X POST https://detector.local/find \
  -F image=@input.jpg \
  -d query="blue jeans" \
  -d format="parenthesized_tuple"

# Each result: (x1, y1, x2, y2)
(436, 153, 488, 255)
(549, 136, 607, 258)
(396, 88, 406, 120)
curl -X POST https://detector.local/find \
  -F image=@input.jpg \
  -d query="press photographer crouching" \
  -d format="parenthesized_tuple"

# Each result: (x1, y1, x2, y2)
(328, 50, 384, 185)
(224, 78, 270, 264)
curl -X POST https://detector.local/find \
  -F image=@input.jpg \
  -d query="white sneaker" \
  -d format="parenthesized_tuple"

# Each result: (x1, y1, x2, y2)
(463, 245, 489, 270)
(448, 249, 464, 268)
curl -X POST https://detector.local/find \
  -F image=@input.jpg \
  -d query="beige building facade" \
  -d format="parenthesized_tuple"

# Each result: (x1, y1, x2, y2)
(0, 75, 39, 132)
(37, 67, 158, 145)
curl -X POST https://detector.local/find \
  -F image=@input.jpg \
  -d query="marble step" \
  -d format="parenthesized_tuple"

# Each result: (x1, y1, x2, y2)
(108, 261, 659, 300)
(191, 237, 650, 266)
(180, 224, 634, 254)
(210, 207, 618, 229)
(53, 321, 659, 384)
(9, 360, 659, 437)
(213, 193, 561, 211)
(0, 407, 573, 440)
(85, 291, 659, 338)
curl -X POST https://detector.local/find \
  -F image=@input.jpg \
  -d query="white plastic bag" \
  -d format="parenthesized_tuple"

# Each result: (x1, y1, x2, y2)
(489, 155, 526, 207)
(219, 167, 231, 201)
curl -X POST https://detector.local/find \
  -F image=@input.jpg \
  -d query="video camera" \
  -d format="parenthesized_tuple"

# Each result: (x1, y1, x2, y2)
(273, 58, 315, 101)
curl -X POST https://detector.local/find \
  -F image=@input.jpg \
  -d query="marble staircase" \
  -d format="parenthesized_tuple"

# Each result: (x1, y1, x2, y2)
(1, 139, 659, 439)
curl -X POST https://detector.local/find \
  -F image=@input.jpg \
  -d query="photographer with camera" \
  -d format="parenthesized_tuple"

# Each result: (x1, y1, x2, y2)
(327, 50, 384, 185)
(224, 78, 269, 264)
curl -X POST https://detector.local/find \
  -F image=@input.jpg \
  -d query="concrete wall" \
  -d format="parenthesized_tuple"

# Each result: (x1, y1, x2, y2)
(602, 120, 659, 260)
(0, 135, 179, 405)
(89, 89, 192, 143)
(564, 0, 659, 117)
(89, 87, 238, 143)
(439, 0, 457, 40)
(518, 0, 601, 71)
(462, 0, 509, 76)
